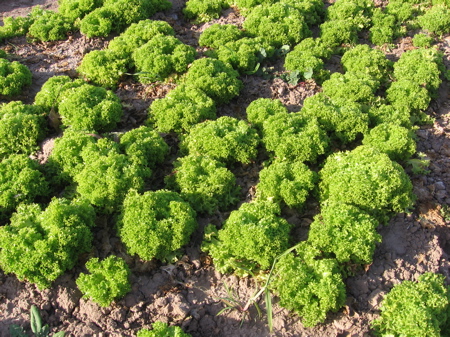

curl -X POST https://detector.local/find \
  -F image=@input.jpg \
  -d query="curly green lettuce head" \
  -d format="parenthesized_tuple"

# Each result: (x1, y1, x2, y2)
(58, 83, 122, 132)
(308, 201, 381, 264)
(132, 35, 196, 83)
(148, 84, 216, 134)
(204, 200, 291, 274)
(180, 116, 260, 164)
(0, 198, 95, 289)
(199, 23, 245, 49)
(76, 255, 131, 307)
(272, 242, 347, 327)
(0, 58, 32, 96)
(117, 189, 197, 261)
(243, 2, 311, 48)
(372, 272, 449, 337)
(262, 112, 329, 162)
(182, 58, 242, 104)
(319, 145, 415, 222)
(256, 159, 317, 209)
(0, 154, 49, 215)
(166, 155, 240, 214)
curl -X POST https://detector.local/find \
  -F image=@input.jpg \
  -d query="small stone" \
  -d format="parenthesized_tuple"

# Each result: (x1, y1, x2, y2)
(416, 129, 428, 139)
(368, 289, 386, 309)
(436, 190, 447, 200)
(435, 181, 446, 190)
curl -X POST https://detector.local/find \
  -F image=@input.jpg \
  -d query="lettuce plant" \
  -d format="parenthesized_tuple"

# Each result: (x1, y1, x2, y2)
(284, 38, 333, 82)
(0, 154, 49, 215)
(362, 123, 416, 162)
(372, 272, 449, 337)
(0, 198, 95, 289)
(246, 98, 288, 131)
(319, 145, 415, 223)
(280, 0, 325, 25)
(180, 116, 260, 164)
(117, 189, 197, 261)
(386, 0, 417, 22)
(370, 9, 398, 46)
(214, 37, 275, 74)
(255, 159, 317, 210)
(203, 200, 291, 274)
(261, 112, 329, 162)
(118, 125, 169, 167)
(0, 16, 32, 41)
(229, 0, 277, 14)
(0, 101, 46, 159)
(271, 242, 346, 327)
(320, 19, 359, 47)
(242, 2, 311, 48)
(79, 7, 114, 38)
(341, 44, 391, 87)
(326, 0, 373, 28)
(137, 322, 192, 337)
(308, 202, 381, 264)
(107, 19, 175, 61)
(148, 84, 216, 134)
(198, 24, 245, 49)
(165, 155, 240, 214)
(418, 5, 450, 36)
(182, 58, 242, 104)
(284, 51, 329, 84)
(34, 76, 85, 112)
(367, 104, 412, 129)
(301, 93, 369, 144)
(102, 0, 171, 30)
(183, 0, 229, 23)
(290, 37, 333, 59)
(79, 0, 171, 37)
(47, 130, 97, 182)
(58, 83, 122, 131)
(132, 35, 196, 83)
(27, 10, 73, 41)
(77, 50, 128, 88)
(58, 0, 105, 24)
(76, 256, 131, 307)
(0, 58, 32, 96)
(74, 139, 151, 212)
(393, 48, 443, 95)
(412, 33, 434, 47)
(386, 79, 432, 114)
(321, 72, 378, 104)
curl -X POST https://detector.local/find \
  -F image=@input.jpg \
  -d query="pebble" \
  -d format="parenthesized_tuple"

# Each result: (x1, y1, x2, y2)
(416, 129, 428, 139)
(436, 190, 447, 200)
(368, 289, 386, 309)
(435, 181, 446, 190)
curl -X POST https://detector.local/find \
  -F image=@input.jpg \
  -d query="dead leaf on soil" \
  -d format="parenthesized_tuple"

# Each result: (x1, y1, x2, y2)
(417, 202, 446, 229)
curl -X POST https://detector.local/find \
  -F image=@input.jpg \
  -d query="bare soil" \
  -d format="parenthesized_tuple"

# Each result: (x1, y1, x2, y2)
(1, 1, 450, 336)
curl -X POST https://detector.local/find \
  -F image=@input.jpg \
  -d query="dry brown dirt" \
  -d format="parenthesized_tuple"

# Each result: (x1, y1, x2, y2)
(1, 1, 450, 336)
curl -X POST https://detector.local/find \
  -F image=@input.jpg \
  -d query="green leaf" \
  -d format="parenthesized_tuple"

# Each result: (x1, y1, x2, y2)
(9, 325, 27, 337)
(265, 288, 273, 333)
(303, 67, 313, 80)
(30, 305, 43, 334)
(52, 331, 65, 337)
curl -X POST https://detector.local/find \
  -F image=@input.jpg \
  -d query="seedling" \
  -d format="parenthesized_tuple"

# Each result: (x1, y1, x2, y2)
(9, 305, 65, 337)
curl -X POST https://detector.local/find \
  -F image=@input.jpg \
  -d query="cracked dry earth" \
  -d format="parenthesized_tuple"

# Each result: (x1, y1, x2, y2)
(1, 1, 450, 336)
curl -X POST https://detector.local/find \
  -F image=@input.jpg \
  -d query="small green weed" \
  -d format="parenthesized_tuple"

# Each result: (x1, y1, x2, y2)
(10, 305, 65, 337)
